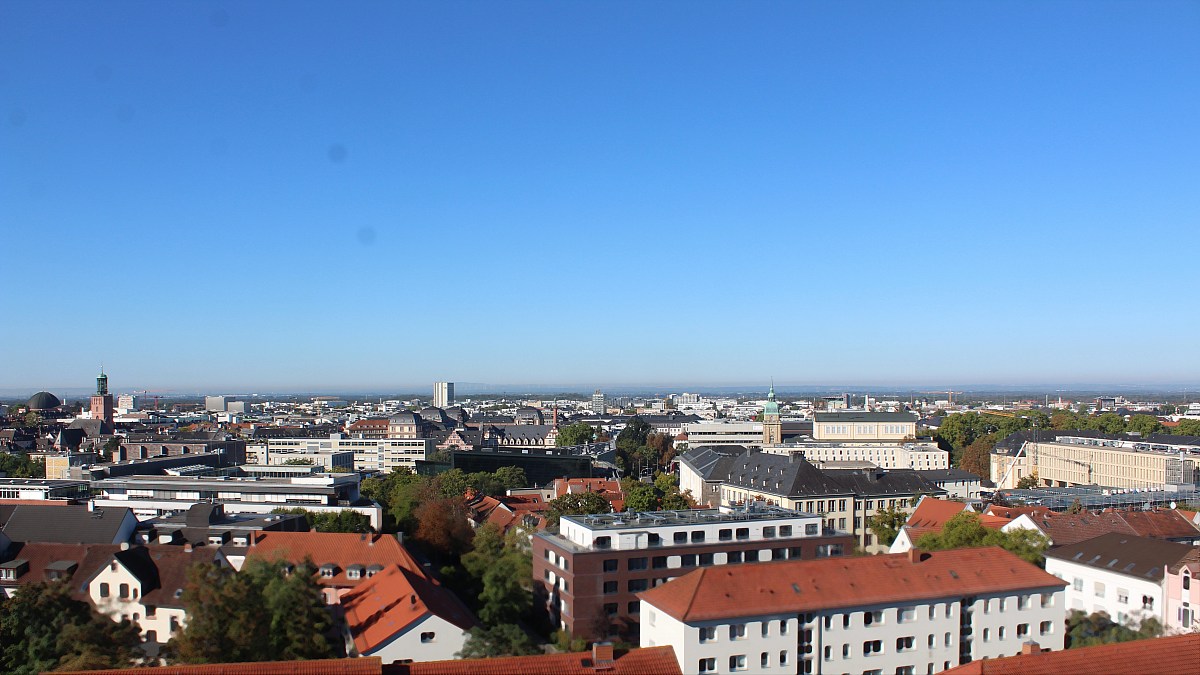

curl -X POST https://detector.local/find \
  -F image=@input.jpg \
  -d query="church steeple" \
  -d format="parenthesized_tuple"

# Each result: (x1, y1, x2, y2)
(762, 381, 782, 445)
(96, 367, 108, 396)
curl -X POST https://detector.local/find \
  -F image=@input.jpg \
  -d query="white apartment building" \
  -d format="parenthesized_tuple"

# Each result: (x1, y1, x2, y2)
(683, 422, 764, 447)
(259, 434, 432, 472)
(762, 442, 949, 471)
(1045, 532, 1195, 627)
(640, 547, 1067, 675)
(991, 434, 1200, 489)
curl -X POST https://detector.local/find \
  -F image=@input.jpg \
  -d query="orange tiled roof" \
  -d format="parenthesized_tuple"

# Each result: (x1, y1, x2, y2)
(341, 565, 476, 655)
(905, 497, 971, 529)
(50, 657, 383, 675)
(1109, 509, 1200, 540)
(638, 547, 1066, 623)
(396, 646, 681, 675)
(943, 633, 1200, 674)
(245, 532, 424, 587)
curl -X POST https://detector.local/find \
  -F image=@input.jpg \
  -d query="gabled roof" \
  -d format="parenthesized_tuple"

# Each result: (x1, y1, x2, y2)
(638, 547, 1066, 623)
(395, 646, 682, 675)
(245, 532, 423, 587)
(1111, 509, 1200, 541)
(943, 633, 1200, 674)
(678, 446, 747, 482)
(0, 504, 134, 544)
(905, 497, 971, 529)
(1004, 509, 1140, 547)
(341, 565, 476, 655)
(1045, 532, 1194, 581)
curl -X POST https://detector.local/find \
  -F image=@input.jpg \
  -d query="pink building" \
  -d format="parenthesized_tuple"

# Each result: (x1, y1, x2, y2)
(1164, 549, 1200, 633)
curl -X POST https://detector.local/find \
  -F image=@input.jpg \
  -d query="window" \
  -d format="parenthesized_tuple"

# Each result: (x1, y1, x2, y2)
(763, 526, 776, 538)
(1142, 595, 1154, 610)
(1041, 593, 1054, 608)
(145, 605, 156, 617)
(1094, 582, 1105, 598)
(1017, 623, 1029, 638)
(99, 583, 110, 598)
(603, 581, 617, 594)
(719, 528, 733, 541)
(762, 622, 770, 637)
(842, 644, 850, 658)
(864, 610, 884, 626)
(897, 667, 915, 675)
(1181, 607, 1193, 628)
(1073, 578, 1083, 592)
(1019, 594, 1032, 610)
(824, 645, 832, 661)
(998, 598, 1007, 612)
(652, 556, 667, 569)
(603, 603, 617, 617)
(1184, 573, 1191, 590)
(698, 658, 716, 673)
(628, 557, 647, 571)
(862, 640, 882, 655)
(1118, 589, 1129, 604)
(772, 548, 787, 560)
(648, 533, 662, 547)
(674, 531, 688, 544)
(779, 619, 788, 635)
(699, 626, 717, 643)
(729, 623, 747, 640)
(945, 633, 951, 647)
(736, 527, 750, 540)
(691, 531, 705, 543)
(729, 655, 746, 671)
(843, 614, 851, 628)
(681, 554, 697, 567)
(928, 634, 935, 647)
(896, 636, 914, 652)
(780, 525, 792, 536)
(627, 579, 648, 592)
(420, 632, 435, 643)
(982, 628, 990, 642)
(1040, 621, 1052, 635)
(780, 651, 788, 666)
(727, 551, 743, 564)
(603, 559, 618, 572)
(998, 626, 1006, 640)
(699, 553, 715, 566)
(898, 607, 915, 623)
(628, 601, 640, 614)
(805, 523, 819, 535)
(762, 652, 771, 668)
(595, 536, 611, 549)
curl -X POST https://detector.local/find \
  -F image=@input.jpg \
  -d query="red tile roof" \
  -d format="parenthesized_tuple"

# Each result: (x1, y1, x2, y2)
(341, 565, 476, 655)
(245, 532, 424, 588)
(906, 497, 971, 529)
(51, 657, 384, 675)
(553, 478, 625, 512)
(639, 547, 1066, 623)
(396, 646, 681, 675)
(943, 633, 1200, 674)
(1110, 509, 1200, 541)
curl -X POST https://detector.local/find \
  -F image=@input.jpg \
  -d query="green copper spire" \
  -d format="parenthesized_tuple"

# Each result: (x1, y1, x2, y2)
(763, 383, 779, 416)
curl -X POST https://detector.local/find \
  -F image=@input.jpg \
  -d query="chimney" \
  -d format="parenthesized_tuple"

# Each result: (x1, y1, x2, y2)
(1020, 640, 1043, 655)
(368, 534, 375, 547)
(907, 548, 926, 564)
(591, 642, 615, 670)
(184, 543, 193, 553)
(119, 542, 130, 551)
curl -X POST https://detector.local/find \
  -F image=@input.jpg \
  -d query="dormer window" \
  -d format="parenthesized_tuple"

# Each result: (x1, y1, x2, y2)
(347, 565, 365, 581)
(319, 564, 337, 578)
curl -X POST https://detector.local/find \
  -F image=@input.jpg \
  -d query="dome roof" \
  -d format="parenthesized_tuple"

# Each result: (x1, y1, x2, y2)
(27, 391, 61, 410)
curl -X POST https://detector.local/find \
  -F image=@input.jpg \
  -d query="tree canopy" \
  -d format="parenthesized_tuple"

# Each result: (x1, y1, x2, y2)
(545, 490, 611, 527)
(555, 422, 597, 447)
(167, 559, 336, 664)
(867, 505, 909, 547)
(621, 473, 697, 512)
(270, 507, 372, 533)
(1065, 610, 1162, 648)
(914, 511, 1050, 566)
(0, 580, 142, 675)
(360, 466, 528, 534)
(0, 453, 43, 479)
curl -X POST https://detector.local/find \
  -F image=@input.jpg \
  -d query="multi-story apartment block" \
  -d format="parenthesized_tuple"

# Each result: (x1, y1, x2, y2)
(1045, 532, 1196, 627)
(762, 442, 949, 471)
(532, 506, 854, 641)
(639, 547, 1067, 675)
(347, 417, 390, 439)
(433, 382, 454, 409)
(812, 411, 918, 441)
(991, 432, 1200, 489)
(591, 390, 607, 415)
(685, 449, 946, 553)
(258, 434, 432, 472)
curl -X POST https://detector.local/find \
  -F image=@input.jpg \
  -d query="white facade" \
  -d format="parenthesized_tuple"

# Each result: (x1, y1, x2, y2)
(1046, 558, 1164, 626)
(433, 382, 454, 409)
(557, 508, 827, 553)
(762, 443, 949, 471)
(353, 613, 468, 664)
(643, 590, 1065, 675)
(84, 549, 196, 648)
(261, 434, 432, 472)
(683, 422, 763, 447)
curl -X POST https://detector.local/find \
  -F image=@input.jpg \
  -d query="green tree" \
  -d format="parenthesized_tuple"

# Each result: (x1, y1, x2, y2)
(22, 411, 41, 428)
(1175, 419, 1200, 437)
(1092, 413, 1127, 434)
(0, 580, 142, 675)
(1067, 498, 1085, 514)
(868, 505, 908, 547)
(0, 453, 44, 479)
(1160, 404, 1176, 415)
(545, 490, 611, 527)
(1125, 414, 1163, 436)
(282, 457, 314, 465)
(270, 508, 372, 533)
(622, 480, 659, 512)
(1065, 610, 1163, 648)
(915, 512, 1050, 566)
(457, 624, 539, 659)
(556, 422, 597, 447)
(1015, 471, 1040, 490)
(959, 435, 995, 479)
(167, 559, 335, 664)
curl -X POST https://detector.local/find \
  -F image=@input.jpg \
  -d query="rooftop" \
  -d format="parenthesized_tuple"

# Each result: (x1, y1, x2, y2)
(563, 506, 819, 532)
(942, 633, 1200, 675)
(1045, 532, 1195, 580)
(638, 547, 1066, 623)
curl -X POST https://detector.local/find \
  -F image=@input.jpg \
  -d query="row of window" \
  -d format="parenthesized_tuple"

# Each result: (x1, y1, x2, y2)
(697, 652, 789, 673)
(980, 622, 1053, 642)
(698, 620, 789, 643)
(1071, 578, 1154, 609)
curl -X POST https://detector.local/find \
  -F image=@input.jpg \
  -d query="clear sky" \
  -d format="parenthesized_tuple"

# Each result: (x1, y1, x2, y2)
(2, 1, 1197, 393)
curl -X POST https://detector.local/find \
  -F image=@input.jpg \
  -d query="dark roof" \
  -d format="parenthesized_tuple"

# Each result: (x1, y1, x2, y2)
(0, 504, 133, 544)
(1045, 532, 1194, 581)
(26, 391, 61, 410)
(66, 418, 108, 437)
(678, 446, 746, 481)
(720, 450, 946, 499)
(915, 468, 984, 482)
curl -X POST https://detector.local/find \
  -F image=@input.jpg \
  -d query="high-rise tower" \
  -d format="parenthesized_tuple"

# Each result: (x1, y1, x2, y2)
(433, 382, 454, 408)
(591, 390, 606, 415)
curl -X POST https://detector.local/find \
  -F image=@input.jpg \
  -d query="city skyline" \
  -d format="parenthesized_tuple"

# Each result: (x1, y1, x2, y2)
(3, 2, 1197, 389)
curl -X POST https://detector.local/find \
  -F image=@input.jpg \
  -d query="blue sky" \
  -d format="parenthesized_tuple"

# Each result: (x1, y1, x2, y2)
(2, 1, 1197, 393)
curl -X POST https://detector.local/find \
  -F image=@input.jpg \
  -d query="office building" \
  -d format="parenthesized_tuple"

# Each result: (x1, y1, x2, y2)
(990, 431, 1200, 489)
(433, 382, 454, 409)
(592, 390, 606, 415)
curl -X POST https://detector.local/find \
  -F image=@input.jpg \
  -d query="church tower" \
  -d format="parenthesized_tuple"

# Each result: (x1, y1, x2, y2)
(762, 384, 782, 445)
(90, 368, 114, 433)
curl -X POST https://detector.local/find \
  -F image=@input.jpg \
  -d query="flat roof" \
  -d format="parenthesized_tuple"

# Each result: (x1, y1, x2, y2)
(564, 507, 820, 532)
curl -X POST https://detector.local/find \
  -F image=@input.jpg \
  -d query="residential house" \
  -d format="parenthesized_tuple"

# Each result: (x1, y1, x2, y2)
(341, 565, 476, 663)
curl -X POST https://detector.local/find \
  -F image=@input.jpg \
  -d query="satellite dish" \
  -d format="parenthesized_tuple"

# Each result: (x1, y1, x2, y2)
(1170, 502, 1177, 510)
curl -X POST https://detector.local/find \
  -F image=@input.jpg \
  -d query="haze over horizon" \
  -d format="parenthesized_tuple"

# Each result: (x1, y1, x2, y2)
(3, 2, 1197, 391)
